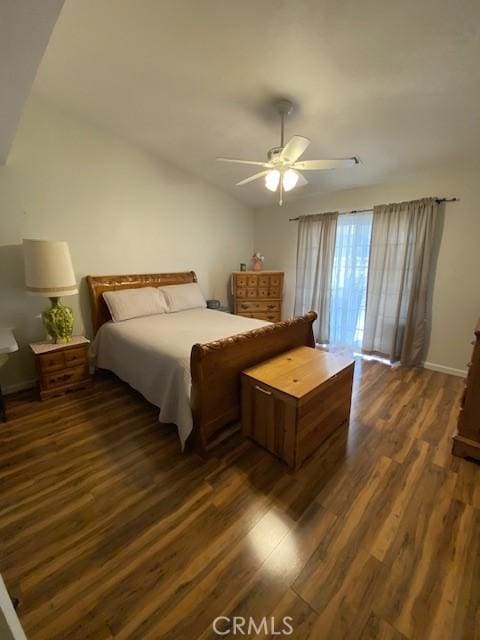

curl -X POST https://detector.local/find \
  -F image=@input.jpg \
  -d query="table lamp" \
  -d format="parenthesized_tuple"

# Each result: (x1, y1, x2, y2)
(23, 239, 78, 344)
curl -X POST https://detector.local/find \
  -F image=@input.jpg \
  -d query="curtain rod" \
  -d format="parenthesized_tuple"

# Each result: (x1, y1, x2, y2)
(288, 197, 459, 221)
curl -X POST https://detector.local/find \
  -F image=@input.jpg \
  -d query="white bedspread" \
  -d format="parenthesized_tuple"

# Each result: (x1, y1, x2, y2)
(90, 308, 268, 448)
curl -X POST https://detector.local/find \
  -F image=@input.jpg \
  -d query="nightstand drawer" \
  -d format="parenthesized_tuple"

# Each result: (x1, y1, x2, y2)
(38, 351, 65, 372)
(42, 365, 89, 389)
(64, 346, 87, 367)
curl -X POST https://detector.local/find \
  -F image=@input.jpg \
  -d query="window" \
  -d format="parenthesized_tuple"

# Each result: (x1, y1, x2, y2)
(329, 212, 373, 349)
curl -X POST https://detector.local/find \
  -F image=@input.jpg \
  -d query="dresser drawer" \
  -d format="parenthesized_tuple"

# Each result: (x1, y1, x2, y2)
(235, 275, 248, 288)
(246, 288, 258, 298)
(42, 365, 89, 389)
(270, 275, 282, 287)
(238, 311, 280, 322)
(258, 275, 269, 287)
(247, 275, 258, 287)
(64, 346, 87, 367)
(237, 301, 280, 313)
(38, 351, 65, 372)
(236, 288, 247, 298)
(268, 288, 280, 298)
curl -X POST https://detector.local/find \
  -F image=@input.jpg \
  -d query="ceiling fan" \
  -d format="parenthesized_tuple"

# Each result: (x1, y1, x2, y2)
(217, 99, 359, 205)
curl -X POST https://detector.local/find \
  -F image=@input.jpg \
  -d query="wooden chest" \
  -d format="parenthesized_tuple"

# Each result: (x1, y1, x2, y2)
(30, 336, 92, 400)
(232, 271, 283, 322)
(241, 346, 354, 469)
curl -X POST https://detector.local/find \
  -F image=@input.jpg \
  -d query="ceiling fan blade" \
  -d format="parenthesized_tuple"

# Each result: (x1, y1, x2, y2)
(280, 136, 311, 163)
(236, 170, 270, 186)
(293, 157, 359, 170)
(216, 157, 271, 167)
(296, 172, 308, 187)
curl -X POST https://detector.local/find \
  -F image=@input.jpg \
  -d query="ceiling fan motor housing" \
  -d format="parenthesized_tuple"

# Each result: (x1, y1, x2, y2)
(267, 147, 284, 164)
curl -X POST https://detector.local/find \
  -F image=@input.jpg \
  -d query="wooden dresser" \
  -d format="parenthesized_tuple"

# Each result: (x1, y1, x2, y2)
(232, 270, 284, 322)
(452, 319, 480, 461)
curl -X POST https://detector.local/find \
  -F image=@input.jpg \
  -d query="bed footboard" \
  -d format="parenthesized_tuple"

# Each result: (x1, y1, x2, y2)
(189, 311, 317, 452)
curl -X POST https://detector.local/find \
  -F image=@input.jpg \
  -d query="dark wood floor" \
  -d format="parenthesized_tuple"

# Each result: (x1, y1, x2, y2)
(1, 360, 479, 640)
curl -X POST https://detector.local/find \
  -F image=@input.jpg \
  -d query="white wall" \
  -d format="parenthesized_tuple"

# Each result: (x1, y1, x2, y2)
(254, 166, 480, 375)
(0, 97, 254, 389)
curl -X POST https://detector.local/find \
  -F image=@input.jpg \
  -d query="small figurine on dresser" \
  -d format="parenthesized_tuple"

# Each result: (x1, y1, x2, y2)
(251, 252, 265, 271)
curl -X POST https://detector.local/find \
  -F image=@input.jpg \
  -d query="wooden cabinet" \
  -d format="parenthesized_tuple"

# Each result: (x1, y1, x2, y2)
(241, 346, 354, 469)
(452, 320, 480, 461)
(30, 336, 92, 400)
(232, 270, 283, 322)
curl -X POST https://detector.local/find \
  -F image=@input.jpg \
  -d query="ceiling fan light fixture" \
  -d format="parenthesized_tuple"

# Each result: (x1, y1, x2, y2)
(265, 169, 280, 192)
(282, 169, 299, 192)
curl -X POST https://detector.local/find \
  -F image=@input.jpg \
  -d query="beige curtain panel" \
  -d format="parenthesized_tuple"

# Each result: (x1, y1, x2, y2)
(362, 197, 439, 365)
(294, 212, 338, 343)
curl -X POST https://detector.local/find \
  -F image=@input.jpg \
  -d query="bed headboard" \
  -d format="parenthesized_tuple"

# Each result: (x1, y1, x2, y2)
(86, 271, 197, 334)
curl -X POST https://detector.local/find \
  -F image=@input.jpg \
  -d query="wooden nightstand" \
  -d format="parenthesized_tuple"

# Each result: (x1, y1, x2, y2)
(30, 336, 92, 400)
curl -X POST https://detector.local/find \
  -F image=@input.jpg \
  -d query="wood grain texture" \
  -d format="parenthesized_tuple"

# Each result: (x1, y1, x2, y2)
(0, 360, 478, 640)
(242, 347, 354, 469)
(190, 311, 316, 452)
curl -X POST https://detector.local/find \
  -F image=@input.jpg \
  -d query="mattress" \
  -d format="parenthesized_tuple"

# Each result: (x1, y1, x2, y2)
(89, 308, 269, 447)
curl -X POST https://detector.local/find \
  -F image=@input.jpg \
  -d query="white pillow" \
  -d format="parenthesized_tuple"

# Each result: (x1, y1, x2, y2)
(103, 287, 168, 322)
(160, 282, 206, 313)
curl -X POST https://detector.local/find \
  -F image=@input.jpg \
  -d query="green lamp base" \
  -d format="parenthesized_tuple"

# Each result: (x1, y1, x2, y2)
(42, 297, 74, 344)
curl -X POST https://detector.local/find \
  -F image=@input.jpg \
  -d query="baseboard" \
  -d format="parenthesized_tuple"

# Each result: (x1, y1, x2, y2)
(423, 361, 467, 378)
(2, 379, 36, 395)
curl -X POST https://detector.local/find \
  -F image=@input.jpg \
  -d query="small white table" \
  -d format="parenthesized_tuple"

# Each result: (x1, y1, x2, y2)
(0, 329, 19, 421)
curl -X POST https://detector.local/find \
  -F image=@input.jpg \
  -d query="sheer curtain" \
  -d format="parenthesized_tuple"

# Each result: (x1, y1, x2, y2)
(362, 198, 439, 365)
(329, 212, 373, 349)
(294, 212, 338, 343)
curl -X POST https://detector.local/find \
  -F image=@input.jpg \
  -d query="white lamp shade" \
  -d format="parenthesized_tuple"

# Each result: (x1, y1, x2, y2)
(23, 239, 78, 297)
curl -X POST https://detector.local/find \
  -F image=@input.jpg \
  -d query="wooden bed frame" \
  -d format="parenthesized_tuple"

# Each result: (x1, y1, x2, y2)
(86, 271, 316, 453)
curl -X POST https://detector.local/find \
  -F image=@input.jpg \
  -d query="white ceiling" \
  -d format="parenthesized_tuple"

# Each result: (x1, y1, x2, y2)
(0, 0, 64, 163)
(31, 0, 480, 206)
